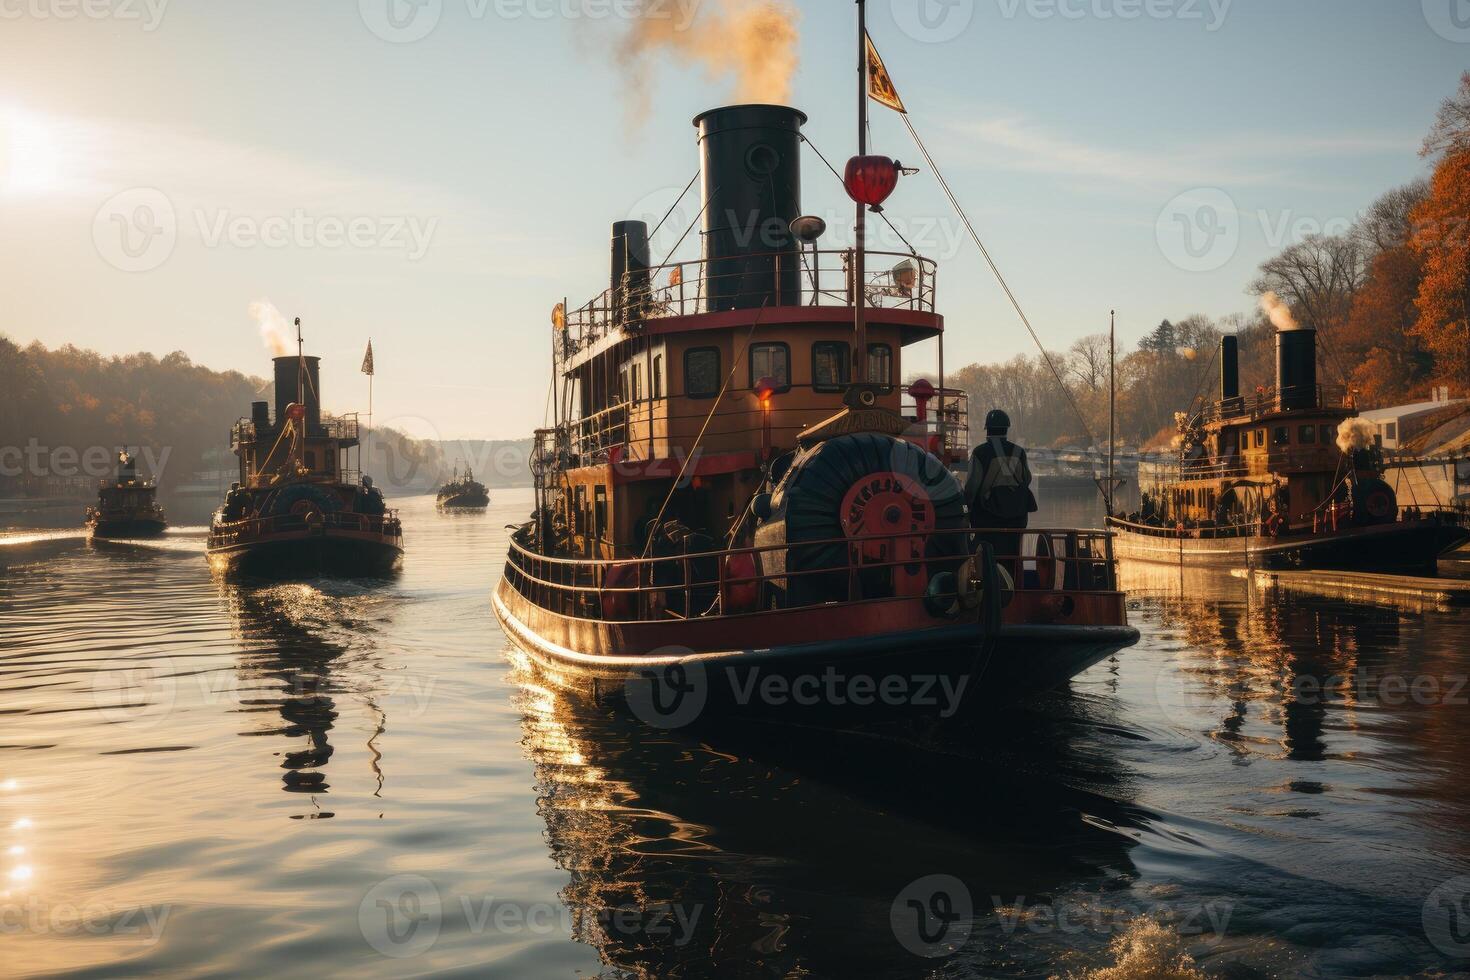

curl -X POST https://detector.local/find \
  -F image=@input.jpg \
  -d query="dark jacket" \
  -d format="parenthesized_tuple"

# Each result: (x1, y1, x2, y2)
(964, 436, 1039, 526)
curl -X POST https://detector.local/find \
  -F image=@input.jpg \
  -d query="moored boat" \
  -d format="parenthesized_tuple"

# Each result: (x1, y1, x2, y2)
(494, 14, 1138, 722)
(1108, 328, 1469, 570)
(206, 321, 403, 577)
(86, 451, 167, 538)
(436, 464, 490, 509)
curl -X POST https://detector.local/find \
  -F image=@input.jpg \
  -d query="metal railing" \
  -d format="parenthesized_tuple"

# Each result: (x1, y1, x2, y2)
(209, 508, 400, 546)
(1200, 385, 1354, 423)
(505, 526, 1118, 624)
(231, 413, 361, 450)
(901, 385, 969, 462)
(560, 250, 938, 362)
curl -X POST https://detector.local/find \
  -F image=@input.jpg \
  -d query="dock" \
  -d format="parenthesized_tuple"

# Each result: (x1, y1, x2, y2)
(1238, 567, 1470, 606)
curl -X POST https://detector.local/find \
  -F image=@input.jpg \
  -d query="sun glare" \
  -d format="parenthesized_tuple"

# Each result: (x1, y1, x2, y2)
(2, 106, 68, 196)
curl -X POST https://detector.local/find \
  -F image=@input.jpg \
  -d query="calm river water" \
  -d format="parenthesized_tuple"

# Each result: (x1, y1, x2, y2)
(3, 488, 1470, 978)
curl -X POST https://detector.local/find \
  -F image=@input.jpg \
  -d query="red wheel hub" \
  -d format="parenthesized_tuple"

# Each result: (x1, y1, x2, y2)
(839, 472, 935, 567)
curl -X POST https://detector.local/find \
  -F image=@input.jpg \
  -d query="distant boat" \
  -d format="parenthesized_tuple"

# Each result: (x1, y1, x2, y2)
(206, 320, 403, 577)
(436, 464, 490, 509)
(1108, 328, 1469, 571)
(86, 451, 167, 538)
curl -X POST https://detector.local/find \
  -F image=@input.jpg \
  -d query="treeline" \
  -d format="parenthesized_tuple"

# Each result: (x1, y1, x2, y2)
(952, 73, 1470, 450)
(0, 335, 445, 494)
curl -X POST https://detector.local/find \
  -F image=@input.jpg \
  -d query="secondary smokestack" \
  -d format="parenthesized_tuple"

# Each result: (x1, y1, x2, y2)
(610, 220, 651, 323)
(1275, 326, 1317, 411)
(694, 104, 805, 311)
(1220, 335, 1239, 401)
(273, 355, 322, 434)
(251, 401, 270, 428)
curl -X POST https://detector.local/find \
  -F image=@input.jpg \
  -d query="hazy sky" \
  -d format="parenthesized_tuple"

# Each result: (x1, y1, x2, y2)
(1, 0, 1465, 441)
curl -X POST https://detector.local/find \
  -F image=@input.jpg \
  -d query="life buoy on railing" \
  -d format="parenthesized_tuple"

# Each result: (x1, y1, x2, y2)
(1363, 488, 1395, 521)
(1265, 513, 1285, 538)
(722, 552, 760, 614)
(601, 562, 640, 620)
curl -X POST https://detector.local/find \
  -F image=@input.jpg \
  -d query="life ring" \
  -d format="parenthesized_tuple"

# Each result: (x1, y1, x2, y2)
(601, 563, 641, 620)
(1266, 513, 1285, 537)
(1363, 488, 1395, 521)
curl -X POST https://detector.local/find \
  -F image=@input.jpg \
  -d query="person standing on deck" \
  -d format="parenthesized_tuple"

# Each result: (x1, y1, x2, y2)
(964, 409, 1039, 572)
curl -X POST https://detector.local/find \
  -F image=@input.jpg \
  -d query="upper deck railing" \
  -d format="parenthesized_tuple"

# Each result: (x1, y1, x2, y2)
(559, 249, 938, 363)
(1200, 384, 1354, 424)
(231, 413, 362, 451)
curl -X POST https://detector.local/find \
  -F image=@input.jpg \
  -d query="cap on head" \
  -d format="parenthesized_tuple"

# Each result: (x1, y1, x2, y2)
(985, 409, 1011, 434)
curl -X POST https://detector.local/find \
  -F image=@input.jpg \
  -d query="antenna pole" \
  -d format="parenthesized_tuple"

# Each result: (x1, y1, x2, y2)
(367, 338, 373, 481)
(853, 0, 867, 383)
(1108, 309, 1116, 516)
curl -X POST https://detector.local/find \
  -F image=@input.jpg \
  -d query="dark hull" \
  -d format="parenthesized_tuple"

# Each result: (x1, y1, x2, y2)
(89, 517, 168, 538)
(207, 531, 402, 578)
(493, 576, 1136, 721)
(1108, 517, 1469, 572)
(437, 490, 489, 509)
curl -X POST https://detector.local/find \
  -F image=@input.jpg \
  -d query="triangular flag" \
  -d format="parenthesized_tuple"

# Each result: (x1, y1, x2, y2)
(865, 33, 906, 114)
(360, 339, 375, 376)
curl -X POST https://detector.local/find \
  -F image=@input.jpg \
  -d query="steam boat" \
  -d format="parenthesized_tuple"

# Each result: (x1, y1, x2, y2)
(1108, 328, 1469, 570)
(86, 451, 167, 538)
(494, 88, 1139, 716)
(206, 325, 403, 577)
(436, 464, 490, 509)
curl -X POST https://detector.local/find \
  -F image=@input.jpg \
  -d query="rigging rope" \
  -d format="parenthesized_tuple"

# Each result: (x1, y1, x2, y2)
(897, 114, 1099, 449)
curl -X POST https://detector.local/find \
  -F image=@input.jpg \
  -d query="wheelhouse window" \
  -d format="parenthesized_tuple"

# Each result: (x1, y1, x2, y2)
(652, 354, 663, 399)
(749, 342, 791, 392)
(631, 364, 642, 403)
(1298, 424, 1317, 444)
(1320, 424, 1335, 445)
(1272, 426, 1290, 446)
(812, 341, 850, 392)
(684, 347, 721, 398)
(1254, 428, 1266, 448)
(594, 485, 608, 542)
(867, 343, 893, 390)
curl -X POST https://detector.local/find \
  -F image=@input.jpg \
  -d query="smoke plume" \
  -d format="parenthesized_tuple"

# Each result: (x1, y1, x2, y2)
(1336, 418, 1376, 454)
(1259, 290, 1300, 332)
(249, 299, 291, 357)
(617, 0, 800, 121)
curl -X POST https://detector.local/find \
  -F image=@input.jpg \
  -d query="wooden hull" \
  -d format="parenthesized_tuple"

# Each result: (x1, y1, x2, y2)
(207, 527, 402, 578)
(88, 517, 167, 539)
(1108, 516, 1469, 571)
(493, 575, 1137, 718)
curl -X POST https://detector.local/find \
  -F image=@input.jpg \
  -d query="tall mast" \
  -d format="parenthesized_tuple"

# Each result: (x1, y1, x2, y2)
(1108, 309, 1116, 516)
(853, 0, 867, 383)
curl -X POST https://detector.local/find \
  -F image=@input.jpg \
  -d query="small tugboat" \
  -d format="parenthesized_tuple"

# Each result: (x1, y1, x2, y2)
(494, 5, 1138, 719)
(1108, 326, 1469, 570)
(86, 450, 167, 538)
(206, 320, 403, 577)
(436, 464, 490, 509)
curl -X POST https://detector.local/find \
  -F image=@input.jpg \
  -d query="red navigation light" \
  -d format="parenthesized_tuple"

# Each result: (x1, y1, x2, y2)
(844, 155, 900, 209)
(285, 402, 306, 421)
(754, 376, 779, 406)
(908, 377, 935, 422)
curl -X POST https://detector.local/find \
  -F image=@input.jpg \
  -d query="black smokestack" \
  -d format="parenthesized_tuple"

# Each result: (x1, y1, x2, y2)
(693, 104, 805, 311)
(1220, 335, 1239, 401)
(251, 400, 270, 428)
(611, 220, 651, 322)
(273, 355, 322, 433)
(1276, 327, 1317, 410)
